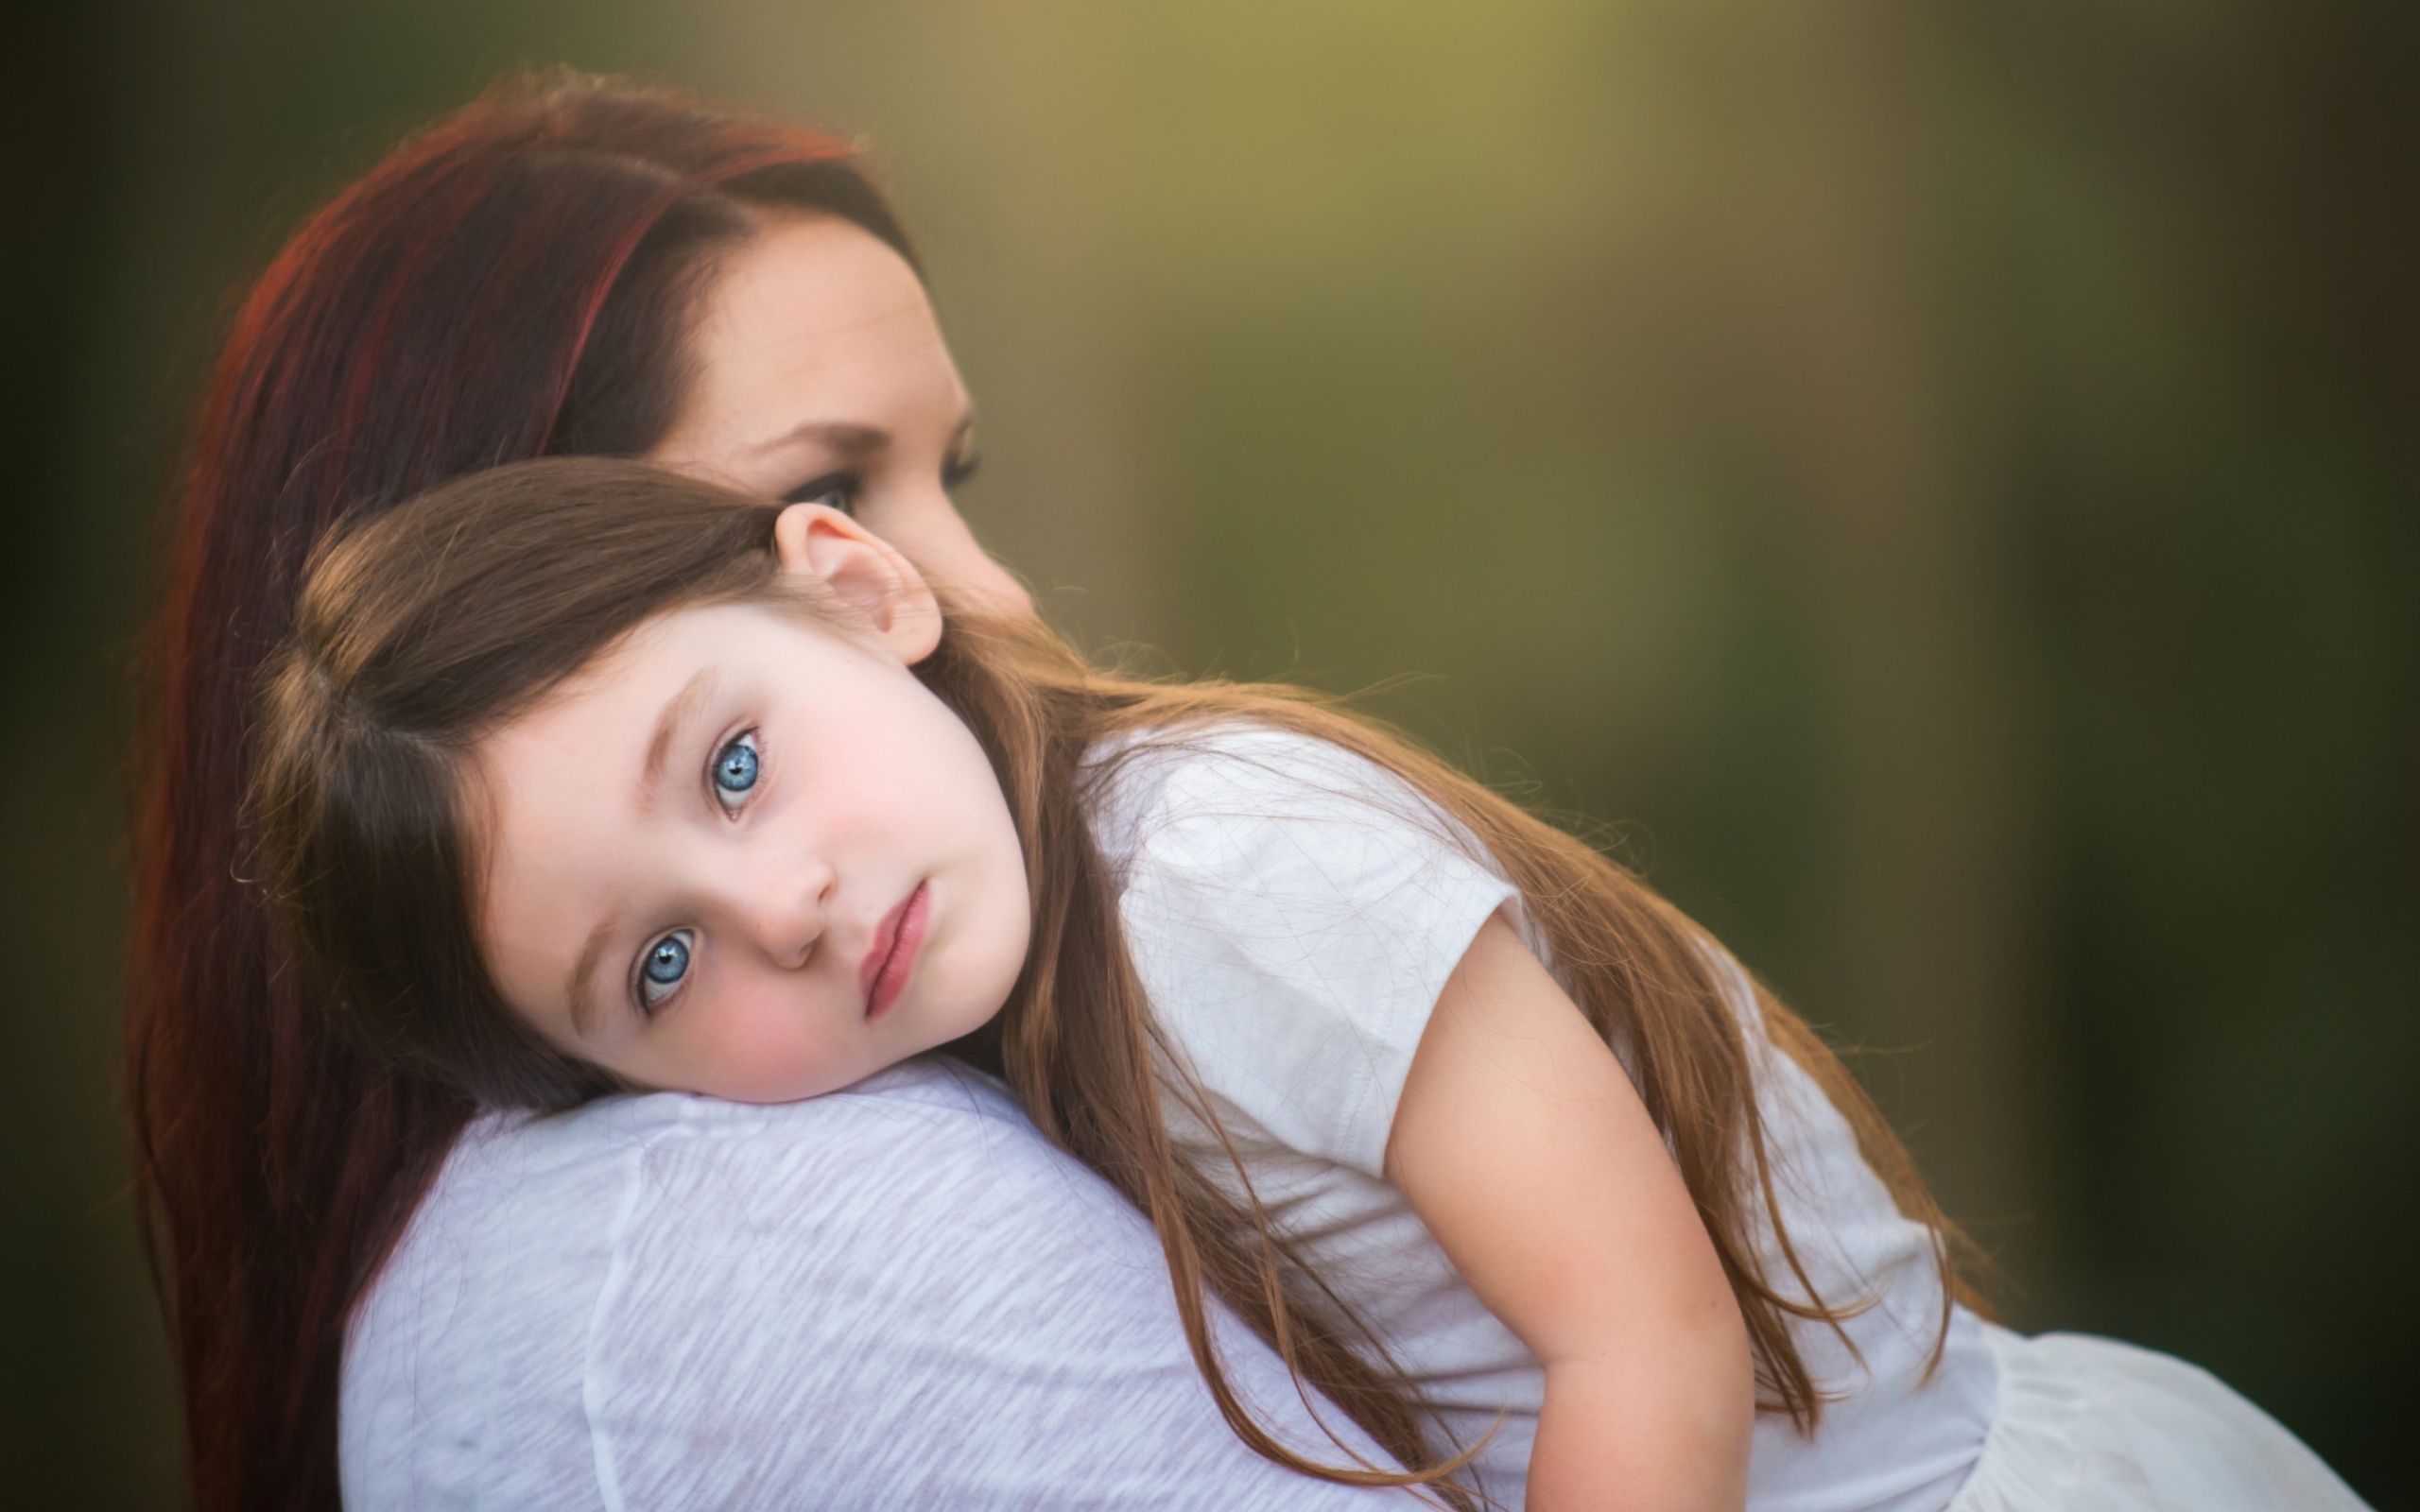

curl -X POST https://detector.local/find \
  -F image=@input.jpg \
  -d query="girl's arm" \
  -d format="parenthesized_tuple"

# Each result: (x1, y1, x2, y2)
(1384, 914, 1754, 1512)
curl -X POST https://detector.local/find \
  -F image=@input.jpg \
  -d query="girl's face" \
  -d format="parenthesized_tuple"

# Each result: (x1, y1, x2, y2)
(472, 507, 1033, 1102)
(648, 212, 1035, 617)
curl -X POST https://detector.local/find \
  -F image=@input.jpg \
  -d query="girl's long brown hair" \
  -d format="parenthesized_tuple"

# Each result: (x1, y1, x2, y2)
(254, 458, 1979, 1503)
(128, 74, 918, 1512)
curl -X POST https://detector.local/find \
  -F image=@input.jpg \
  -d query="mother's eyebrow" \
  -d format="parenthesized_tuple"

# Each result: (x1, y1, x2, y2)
(744, 419, 890, 461)
(743, 412, 976, 463)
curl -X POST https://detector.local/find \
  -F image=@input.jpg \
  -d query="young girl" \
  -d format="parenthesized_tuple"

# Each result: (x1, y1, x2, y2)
(252, 457, 2366, 1512)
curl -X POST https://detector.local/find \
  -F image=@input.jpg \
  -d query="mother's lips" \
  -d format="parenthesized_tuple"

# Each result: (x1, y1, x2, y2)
(859, 881, 930, 1021)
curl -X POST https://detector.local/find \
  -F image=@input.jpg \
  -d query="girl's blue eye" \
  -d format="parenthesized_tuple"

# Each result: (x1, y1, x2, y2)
(639, 930, 693, 1010)
(713, 731, 759, 809)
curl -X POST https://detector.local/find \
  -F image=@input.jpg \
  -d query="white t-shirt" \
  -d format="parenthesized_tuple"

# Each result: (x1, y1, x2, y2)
(1086, 724, 2001, 1512)
(341, 1058, 1425, 1511)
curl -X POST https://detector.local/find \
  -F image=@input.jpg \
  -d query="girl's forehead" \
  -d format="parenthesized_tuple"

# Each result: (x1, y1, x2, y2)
(470, 609, 769, 906)
(488, 600, 871, 772)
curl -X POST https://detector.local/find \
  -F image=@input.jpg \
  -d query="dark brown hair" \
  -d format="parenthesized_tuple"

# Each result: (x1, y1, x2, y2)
(257, 457, 1977, 1502)
(128, 72, 916, 1512)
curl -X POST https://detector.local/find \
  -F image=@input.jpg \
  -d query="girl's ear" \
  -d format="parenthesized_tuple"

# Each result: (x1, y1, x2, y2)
(771, 504, 943, 664)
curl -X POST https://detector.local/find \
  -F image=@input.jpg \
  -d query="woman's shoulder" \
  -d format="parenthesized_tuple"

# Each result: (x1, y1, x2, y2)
(449, 1056, 1015, 1162)
(343, 1056, 1424, 1512)
(363, 1058, 1098, 1351)
(346, 1059, 1135, 1492)
(422, 1058, 1060, 1234)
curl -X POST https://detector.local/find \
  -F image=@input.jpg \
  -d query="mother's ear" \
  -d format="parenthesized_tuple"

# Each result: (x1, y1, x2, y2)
(771, 504, 943, 664)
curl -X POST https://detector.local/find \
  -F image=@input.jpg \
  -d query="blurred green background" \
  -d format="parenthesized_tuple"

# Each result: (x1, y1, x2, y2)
(5, 1, 2412, 1505)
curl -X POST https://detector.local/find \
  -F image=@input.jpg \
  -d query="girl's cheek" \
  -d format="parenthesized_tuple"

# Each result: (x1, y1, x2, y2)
(698, 1001, 855, 1105)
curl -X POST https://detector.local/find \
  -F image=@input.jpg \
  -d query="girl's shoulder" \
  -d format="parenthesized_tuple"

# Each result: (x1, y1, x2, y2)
(1081, 719, 1455, 876)
(1080, 720, 1521, 1177)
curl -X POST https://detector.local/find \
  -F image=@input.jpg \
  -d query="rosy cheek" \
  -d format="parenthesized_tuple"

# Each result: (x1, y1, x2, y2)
(691, 991, 856, 1105)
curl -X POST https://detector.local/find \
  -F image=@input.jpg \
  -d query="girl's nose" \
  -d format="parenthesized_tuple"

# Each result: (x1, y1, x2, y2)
(730, 854, 836, 970)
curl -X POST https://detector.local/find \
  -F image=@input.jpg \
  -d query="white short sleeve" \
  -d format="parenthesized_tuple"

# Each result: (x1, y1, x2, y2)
(1089, 726, 1518, 1177)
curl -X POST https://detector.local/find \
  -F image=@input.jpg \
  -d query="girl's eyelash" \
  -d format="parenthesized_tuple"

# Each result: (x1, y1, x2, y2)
(942, 450, 981, 490)
(708, 729, 762, 816)
(782, 471, 860, 512)
(634, 928, 694, 1017)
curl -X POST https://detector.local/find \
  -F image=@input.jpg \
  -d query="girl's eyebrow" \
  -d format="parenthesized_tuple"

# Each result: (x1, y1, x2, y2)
(565, 911, 621, 1038)
(639, 667, 719, 810)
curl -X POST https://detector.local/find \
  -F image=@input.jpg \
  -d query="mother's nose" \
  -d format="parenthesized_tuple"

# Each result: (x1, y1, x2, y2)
(905, 479, 1034, 619)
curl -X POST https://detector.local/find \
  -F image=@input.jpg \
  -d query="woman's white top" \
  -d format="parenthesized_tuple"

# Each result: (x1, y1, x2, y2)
(341, 1059, 1424, 1511)
(1085, 725, 2002, 1512)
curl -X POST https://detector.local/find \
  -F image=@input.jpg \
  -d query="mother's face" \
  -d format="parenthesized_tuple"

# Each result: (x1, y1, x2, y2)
(648, 213, 1033, 617)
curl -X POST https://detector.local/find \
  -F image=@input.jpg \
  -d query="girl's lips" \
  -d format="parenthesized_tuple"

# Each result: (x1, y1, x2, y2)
(860, 882, 930, 1022)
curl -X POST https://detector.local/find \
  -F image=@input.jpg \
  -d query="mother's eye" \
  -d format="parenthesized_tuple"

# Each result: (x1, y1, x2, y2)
(639, 930, 693, 1011)
(782, 470, 858, 514)
(711, 730, 760, 812)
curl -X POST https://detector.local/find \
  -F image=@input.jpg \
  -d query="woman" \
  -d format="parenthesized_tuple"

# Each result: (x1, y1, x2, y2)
(131, 72, 1409, 1512)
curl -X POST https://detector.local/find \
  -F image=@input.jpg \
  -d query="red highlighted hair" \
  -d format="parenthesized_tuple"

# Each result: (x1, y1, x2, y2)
(126, 72, 908, 1512)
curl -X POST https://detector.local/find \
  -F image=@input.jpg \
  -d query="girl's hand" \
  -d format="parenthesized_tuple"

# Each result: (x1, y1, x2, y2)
(1384, 914, 1754, 1512)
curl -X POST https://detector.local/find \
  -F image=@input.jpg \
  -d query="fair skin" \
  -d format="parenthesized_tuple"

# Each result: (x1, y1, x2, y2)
(475, 507, 1032, 1100)
(648, 210, 1035, 618)
(474, 522, 1754, 1511)
(504, 208, 1037, 1096)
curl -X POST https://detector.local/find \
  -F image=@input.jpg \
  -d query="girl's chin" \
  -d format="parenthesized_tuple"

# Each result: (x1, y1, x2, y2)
(706, 1083, 828, 1107)
(702, 1059, 873, 1107)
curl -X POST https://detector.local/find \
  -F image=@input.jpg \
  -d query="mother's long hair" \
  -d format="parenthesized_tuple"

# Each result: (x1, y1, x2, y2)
(127, 73, 915, 1512)
(256, 460, 1977, 1504)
